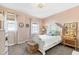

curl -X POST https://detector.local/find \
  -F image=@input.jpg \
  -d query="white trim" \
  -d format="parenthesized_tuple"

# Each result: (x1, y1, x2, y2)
(7, 40, 27, 46)
(8, 43, 16, 46)
(8, 40, 28, 46)
(17, 40, 28, 44)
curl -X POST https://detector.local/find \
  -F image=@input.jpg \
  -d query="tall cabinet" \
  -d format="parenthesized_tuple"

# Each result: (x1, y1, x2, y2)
(62, 22, 78, 49)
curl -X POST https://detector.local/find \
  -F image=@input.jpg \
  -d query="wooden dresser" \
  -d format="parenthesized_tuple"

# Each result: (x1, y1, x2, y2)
(62, 22, 78, 49)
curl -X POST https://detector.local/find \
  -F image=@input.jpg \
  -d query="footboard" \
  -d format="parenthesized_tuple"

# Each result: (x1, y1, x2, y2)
(32, 36, 45, 54)
(32, 36, 45, 49)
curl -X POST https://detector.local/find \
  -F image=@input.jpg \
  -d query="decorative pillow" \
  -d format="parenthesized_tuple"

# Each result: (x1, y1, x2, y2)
(52, 31, 60, 36)
(49, 30, 60, 36)
(46, 23, 61, 36)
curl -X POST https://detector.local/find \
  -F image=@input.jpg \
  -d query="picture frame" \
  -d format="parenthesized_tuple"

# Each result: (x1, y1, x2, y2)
(19, 23, 24, 28)
(26, 24, 29, 27)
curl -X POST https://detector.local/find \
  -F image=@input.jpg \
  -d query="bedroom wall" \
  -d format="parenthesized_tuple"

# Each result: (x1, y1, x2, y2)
(4, 7, 33, 44)
(16, 12, 31, 44)
(39, 19, 46, 34)
(44, 6, 79, 24)
(16, 11, 41, 44)
(44, 6, 79, 47)
(0, 6, 42, 45)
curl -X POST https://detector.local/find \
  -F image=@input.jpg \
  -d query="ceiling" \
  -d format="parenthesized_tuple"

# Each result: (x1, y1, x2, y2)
(0, 3, 79, 18)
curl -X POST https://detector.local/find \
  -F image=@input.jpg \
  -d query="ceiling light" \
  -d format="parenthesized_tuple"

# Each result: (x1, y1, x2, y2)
(32, 3, 47, 8)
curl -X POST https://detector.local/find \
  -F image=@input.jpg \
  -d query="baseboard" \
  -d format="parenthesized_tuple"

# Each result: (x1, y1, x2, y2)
(17, 40, 28, 44)
(8, 40, 29, 46)
(8, 43, 16, 46)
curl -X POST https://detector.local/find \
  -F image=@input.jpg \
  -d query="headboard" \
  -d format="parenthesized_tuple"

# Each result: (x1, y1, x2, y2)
(46, 23, 62, 36)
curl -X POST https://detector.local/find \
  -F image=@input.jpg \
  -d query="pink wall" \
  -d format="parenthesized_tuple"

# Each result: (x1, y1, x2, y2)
(16, 12, 41, 43)
(16, 13, 30, 43)
(44, 6, 79, 47)
(44, 6, 79, 24)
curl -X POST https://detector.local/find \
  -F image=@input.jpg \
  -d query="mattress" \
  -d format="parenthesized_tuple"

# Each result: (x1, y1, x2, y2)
(39, 35, 61, 48)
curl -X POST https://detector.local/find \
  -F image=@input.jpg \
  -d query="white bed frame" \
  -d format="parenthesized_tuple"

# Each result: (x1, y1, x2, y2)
(33, 35, 62, 55)
(32, 23, 62, 55)
(38, 39, 61, 55)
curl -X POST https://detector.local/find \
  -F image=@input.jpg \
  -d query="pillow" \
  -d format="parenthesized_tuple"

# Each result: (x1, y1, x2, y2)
(49, 30, 60, 36)
(46, 23, 61, 36)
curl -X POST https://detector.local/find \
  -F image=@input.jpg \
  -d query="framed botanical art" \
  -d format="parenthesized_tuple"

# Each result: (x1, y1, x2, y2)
(19, 23, 24, 28)
(26, 24, 29, 28)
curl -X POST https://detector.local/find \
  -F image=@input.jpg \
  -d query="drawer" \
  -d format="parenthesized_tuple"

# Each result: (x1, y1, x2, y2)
(65, 39, 76, 45)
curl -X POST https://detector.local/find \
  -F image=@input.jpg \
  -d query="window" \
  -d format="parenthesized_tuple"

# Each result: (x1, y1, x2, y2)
(7, 21, 17, 31)
(31, 23, 39, 34)
(4, 13, 17, 32)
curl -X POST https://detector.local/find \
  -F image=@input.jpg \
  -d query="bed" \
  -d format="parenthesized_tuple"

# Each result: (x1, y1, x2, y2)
(33, 35, 62, 55)
(32, 23, 62, 55)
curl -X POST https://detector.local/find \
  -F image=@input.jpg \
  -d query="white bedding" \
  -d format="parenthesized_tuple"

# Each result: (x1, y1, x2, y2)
(33, 35, 62, 55)
(39, 35, 61, 48)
